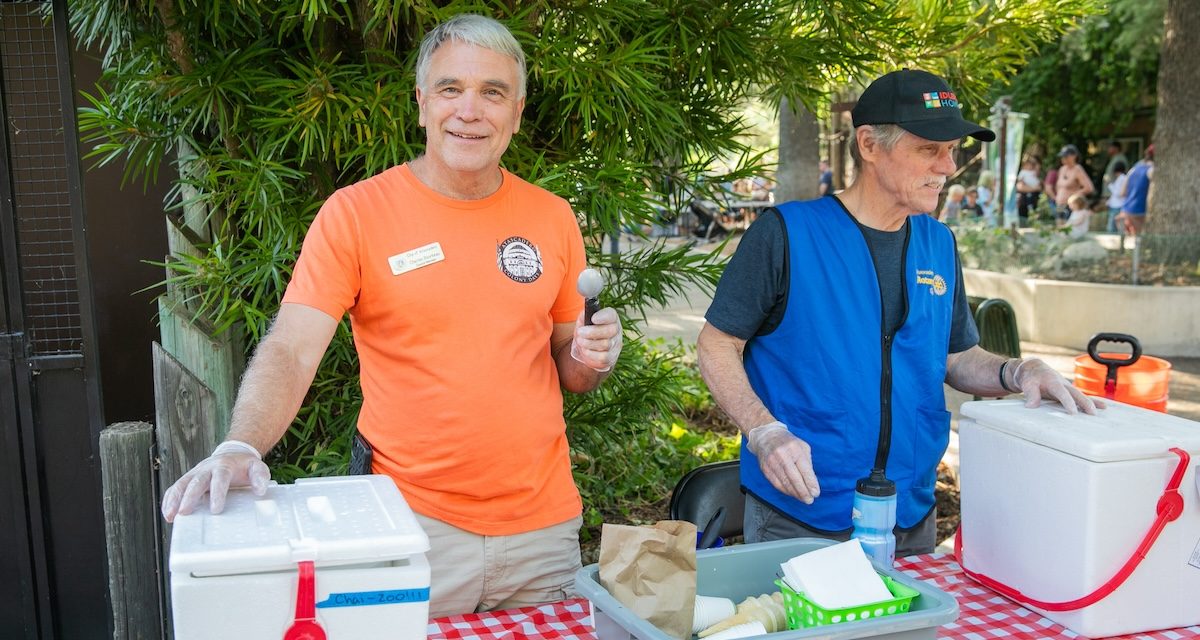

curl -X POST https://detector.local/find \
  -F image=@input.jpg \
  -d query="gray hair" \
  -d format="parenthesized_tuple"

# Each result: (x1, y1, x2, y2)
(848, 124, 907, 170)
(415, 14, 527, 98)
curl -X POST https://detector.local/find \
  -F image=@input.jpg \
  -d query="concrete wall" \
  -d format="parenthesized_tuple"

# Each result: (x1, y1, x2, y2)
(963, 269, 1200, 358)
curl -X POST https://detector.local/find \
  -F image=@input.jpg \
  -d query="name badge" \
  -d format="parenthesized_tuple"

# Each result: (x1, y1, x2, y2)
(388, 242, 445, 275)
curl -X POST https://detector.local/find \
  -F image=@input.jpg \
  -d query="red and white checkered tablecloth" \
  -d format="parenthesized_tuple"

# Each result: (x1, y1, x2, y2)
(426, 553, 1200, 639)
(428, 598, 593, 640)
(894, 554, 1200, 640)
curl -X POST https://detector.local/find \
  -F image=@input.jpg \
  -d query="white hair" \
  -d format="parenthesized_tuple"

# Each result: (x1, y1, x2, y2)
(415, 14, 527, 98)
(849, 124, 907, 170)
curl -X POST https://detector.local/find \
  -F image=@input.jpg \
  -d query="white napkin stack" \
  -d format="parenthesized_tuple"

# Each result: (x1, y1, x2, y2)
(780, 539, 892, 609)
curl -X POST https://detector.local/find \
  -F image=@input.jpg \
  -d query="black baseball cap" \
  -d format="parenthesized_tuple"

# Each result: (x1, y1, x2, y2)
(851, 69, 995, 142)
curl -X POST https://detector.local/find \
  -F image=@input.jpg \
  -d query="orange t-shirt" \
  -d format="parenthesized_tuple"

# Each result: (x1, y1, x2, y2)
(282, 164, 585, 535)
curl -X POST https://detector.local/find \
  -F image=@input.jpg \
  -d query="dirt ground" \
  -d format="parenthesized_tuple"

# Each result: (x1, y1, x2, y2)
(1031, 252, 1200, 286)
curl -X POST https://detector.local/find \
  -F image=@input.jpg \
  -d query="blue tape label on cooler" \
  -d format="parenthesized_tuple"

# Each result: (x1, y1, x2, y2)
(315, 587, 431, 608)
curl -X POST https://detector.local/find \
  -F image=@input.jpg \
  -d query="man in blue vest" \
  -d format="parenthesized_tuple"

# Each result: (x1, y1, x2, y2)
(696, 69, 1101, 554)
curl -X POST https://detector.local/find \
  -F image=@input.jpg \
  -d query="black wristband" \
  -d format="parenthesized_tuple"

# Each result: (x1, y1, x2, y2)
(998, 359, 1019, 394)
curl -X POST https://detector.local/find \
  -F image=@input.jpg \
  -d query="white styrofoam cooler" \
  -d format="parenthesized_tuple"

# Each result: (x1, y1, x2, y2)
(958, 399, 1200, 638)
(170, 475, 431, 640)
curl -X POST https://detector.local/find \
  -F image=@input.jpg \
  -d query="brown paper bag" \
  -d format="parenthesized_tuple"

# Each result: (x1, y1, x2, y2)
(599, 520, 697, 640)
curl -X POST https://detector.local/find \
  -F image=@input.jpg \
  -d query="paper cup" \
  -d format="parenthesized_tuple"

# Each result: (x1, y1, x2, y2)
(704, 621, 767, 640)
(692, 595, 737, 634)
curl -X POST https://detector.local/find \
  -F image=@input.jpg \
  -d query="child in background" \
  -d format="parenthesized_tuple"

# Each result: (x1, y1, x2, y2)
(1105, 161, 1128, 233)
(939, 184, 965, 224)
(1062, 193, 1093, 239)
(1015, 157, 1042, 222)
(977, 170, 997, 227)
(961, 187, 984, 219)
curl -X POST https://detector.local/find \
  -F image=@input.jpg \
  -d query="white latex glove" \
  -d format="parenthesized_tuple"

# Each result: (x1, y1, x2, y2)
(160, 440, 270, 522)
(746, 421, 821, 504)
(1013, 358, 1104, 415)
(570, 307, 622, 372)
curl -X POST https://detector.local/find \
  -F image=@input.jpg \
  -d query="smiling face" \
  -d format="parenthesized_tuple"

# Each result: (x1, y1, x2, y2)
(415, 41, 525, 196)
(866, 131, 959, 215)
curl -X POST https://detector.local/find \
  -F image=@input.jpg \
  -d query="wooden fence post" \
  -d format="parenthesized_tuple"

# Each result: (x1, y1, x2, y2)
(153, 342, 221, 640)
(100, 421, 164, 640)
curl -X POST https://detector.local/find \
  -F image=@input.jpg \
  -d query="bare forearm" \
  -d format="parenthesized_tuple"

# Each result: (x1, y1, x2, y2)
(225, 304, 337, 453)
(226, 337, 320, 453)
(696, 324, 774, 434)
(945, 345, 1017, 397)
(555, 346, 610, 393)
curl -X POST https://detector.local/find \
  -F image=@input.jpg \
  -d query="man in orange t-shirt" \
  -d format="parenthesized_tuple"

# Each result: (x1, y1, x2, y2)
(160, 14, 623, 617)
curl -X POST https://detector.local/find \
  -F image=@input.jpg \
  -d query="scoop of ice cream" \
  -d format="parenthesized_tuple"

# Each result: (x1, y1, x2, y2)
(577, 268, 604, 298)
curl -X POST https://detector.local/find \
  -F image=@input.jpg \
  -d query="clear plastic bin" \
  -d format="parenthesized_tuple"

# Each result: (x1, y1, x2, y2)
(575, 538, 957, 640)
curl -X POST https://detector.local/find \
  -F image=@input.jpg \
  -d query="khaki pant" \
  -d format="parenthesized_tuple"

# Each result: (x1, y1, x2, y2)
(415, 513, 583, 618)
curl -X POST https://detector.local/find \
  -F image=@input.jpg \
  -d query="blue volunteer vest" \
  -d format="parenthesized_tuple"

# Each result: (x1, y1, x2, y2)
(741, 197, 956, 531)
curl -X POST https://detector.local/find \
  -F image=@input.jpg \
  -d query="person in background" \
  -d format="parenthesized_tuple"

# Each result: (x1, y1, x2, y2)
(1061, 193, 1093, 240)
(1105, 161, 1128, 233)
(750, 175, 774, 201)
(1043, 163, 1058, 209)
(961, 186, 984, 219)
(938, 184, 966, 224)
(1015, 157, 1042, 223)
(1053, 144, 1094, 221)
(976, 170, 997, 227)
(818, 159, 834, 196)
(158, 14, 623, 618)
(696, 69, 1099, 555)
(1102, 140, 1129, 195)
(1117, 145, 1154, 238)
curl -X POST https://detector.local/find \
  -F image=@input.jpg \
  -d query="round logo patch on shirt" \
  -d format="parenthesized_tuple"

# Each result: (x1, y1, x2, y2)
(497, 236, 543, 283)
(916, 269, 948, 296)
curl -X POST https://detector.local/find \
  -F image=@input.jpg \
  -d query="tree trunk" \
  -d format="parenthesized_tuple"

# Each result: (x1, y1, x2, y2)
(775, 97, 821, 203)
(1143, 0, 1200, 265)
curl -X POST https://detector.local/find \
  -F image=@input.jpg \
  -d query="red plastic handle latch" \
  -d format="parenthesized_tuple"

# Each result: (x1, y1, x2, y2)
(957, 447, 1191, 612)
(283, 561, 326, 640)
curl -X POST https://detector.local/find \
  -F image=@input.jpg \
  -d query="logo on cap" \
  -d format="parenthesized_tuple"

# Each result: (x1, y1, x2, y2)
(922, 91, 959, 110)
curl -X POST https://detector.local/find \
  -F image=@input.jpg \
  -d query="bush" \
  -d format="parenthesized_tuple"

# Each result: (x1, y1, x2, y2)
(568, 339, 739, 541)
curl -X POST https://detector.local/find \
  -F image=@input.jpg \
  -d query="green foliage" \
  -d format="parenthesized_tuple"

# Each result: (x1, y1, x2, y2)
(567, 339, 739, 533)
(70, 0, 1101, 524)
(71, 0, 819, 504)
(953, 202, 1077, 273)
(994, 0, 1164, 152)
(781, 0, 1103, 124)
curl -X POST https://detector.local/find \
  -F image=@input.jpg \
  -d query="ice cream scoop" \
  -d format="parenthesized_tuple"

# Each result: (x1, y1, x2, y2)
(577, 268, 604, 325)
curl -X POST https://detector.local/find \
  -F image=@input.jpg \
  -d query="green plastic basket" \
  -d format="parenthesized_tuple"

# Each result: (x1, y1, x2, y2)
(775, 576, 919, 629)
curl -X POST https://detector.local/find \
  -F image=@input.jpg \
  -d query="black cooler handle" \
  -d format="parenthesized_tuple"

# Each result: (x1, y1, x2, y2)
(1086, 333, 1142, 398)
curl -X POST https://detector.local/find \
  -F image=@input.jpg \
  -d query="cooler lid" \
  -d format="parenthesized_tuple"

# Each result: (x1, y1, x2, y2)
(170, 475, 430, 576)
(961, 399, 1200, 463)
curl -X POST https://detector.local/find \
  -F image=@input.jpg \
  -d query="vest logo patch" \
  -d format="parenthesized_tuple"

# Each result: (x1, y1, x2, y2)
(915, 269, 948, 296)
(497, 236, 542, 283)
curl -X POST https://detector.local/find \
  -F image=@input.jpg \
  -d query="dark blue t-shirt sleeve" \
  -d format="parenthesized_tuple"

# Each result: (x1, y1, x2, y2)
(704, 209, 787, 340)
(948, 243, 978, 353)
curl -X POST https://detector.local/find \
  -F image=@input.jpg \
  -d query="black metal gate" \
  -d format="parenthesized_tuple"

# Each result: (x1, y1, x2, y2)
(0, 0, 109, 638)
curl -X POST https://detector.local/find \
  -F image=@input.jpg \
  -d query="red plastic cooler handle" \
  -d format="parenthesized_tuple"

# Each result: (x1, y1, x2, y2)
(955, 447, 1190, 612)
(283, 561, 327, 640)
